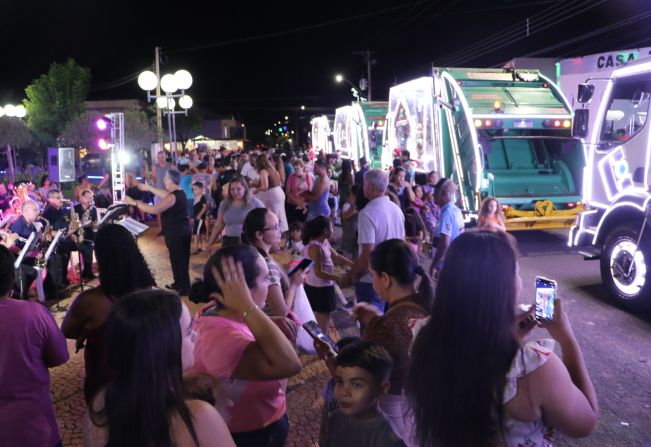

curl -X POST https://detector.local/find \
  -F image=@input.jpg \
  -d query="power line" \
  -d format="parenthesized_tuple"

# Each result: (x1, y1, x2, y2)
(166, 1, 433, 54)
(499, 9, 651, 64)
(434, 0, 577, 66)
(441, 0, 610, 67)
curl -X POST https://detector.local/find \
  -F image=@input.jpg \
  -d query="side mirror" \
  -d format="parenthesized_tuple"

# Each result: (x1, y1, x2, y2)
(577, 84, 595, 104)
(573, 109, 589, 138)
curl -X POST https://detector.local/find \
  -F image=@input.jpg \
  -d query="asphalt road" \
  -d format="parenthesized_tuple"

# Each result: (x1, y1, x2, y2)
(513, 230, 651, 447)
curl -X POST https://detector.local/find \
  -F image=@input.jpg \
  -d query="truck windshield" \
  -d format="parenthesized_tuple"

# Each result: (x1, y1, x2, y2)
(600, 75, 651, 144)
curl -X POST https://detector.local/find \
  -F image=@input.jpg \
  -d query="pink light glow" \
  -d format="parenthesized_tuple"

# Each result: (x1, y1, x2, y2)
(96, 118, 108, 131)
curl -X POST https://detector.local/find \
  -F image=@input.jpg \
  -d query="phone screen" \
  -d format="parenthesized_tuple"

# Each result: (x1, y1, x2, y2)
(535, 277, 556, 321)
(303, 320, 338, 353)
(288, 258, 314, 277)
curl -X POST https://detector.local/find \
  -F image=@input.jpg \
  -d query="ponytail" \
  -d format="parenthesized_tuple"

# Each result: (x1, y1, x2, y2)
(414, 265, 434, 312)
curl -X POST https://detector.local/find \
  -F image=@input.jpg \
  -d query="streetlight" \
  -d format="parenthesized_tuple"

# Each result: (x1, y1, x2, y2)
(334, 74, 367, 102)
(138, 69, 193, 162)
(0, 103, 27, 182)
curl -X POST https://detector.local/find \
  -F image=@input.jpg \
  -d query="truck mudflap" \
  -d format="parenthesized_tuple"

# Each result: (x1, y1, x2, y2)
(504, 200, 583, 230)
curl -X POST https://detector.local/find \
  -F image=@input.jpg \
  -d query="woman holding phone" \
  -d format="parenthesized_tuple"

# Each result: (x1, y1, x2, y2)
(406, 230, 598, 447)
(189, 246, 302, 446)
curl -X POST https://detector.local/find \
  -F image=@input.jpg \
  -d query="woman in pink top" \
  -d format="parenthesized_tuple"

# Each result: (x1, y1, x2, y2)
(189, 245, 302, 447)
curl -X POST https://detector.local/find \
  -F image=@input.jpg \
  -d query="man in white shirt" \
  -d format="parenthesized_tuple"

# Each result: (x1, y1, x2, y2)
(239, 151, 259, 184)
(347, 169, 405, 315)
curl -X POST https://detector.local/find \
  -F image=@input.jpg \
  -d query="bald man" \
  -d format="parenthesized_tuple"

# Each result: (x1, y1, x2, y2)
(430, 178, 464, 278)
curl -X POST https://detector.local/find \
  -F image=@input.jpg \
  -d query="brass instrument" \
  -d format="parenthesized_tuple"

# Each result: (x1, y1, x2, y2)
(0, 229, 29, 243)
(68, 206, 84, 244)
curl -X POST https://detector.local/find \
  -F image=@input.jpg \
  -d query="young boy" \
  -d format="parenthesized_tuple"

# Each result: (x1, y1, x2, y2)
(323, 340, 406, 447)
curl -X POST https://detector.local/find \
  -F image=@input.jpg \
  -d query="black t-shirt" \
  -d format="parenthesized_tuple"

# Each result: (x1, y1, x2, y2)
(9, 216, 36, 249)
(73, 204, 98, 241)
(42, 205, 69, 231)
(161, 190, 191, 236)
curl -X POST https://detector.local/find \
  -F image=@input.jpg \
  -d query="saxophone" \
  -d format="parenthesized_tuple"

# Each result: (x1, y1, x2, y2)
(68, 206, 84, 244)
(34, 216, 51, 268)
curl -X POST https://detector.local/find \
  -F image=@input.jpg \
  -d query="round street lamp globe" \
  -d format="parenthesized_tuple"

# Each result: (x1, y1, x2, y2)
(3, 104, 16, 117)
(138, 71, 158, 91)
(335, 74, 343, 83)
(179, 95, 193, 109)
(14, 105, 26, 118)
(156, 97, 176, 110)
(174, 70, 193, 90)
(160, 74, 178, 93)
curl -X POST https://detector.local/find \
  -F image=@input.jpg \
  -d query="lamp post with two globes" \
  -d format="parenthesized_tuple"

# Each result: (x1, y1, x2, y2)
(137, 69, 193, 163)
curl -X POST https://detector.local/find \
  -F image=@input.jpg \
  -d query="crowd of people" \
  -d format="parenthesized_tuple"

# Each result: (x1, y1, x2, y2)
(0, 145, 599, 447)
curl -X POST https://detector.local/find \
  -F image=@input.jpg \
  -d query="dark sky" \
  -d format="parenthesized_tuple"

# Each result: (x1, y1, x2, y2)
(1, 0, 649, 140)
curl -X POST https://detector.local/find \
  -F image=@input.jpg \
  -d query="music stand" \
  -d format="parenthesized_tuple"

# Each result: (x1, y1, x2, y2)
(95, 203, 149, 237)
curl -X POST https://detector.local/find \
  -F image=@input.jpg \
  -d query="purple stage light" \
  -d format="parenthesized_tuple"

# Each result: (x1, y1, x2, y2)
(96, 117, 108, 131)
(98, 138, 109, 150)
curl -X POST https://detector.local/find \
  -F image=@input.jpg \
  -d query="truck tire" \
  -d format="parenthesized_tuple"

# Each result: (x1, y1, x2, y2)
(600, 223, 651, 312)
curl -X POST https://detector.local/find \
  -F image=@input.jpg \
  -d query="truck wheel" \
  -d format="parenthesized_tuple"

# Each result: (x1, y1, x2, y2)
(600, 223, 651, 312)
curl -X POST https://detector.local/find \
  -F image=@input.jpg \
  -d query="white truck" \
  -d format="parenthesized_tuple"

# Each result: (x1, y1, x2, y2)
(569, 56, 651, 311)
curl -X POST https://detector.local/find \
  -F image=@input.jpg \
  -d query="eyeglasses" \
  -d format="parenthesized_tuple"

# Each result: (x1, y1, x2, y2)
(262, 224, 281, 232)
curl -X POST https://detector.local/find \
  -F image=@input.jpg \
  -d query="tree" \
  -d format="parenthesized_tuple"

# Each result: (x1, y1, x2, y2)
(24, 59, 91, 146)
(124, 110, 156, 151)
(0, 117, 33, 182)
(173, 109, 203, 151)
(60, 109, 156, 152)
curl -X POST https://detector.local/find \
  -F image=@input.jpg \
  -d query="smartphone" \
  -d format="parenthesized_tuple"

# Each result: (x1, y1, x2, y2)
(288, 258, 315, 277)
(303, 320, 338, 354)
(534, 276, 557, 321)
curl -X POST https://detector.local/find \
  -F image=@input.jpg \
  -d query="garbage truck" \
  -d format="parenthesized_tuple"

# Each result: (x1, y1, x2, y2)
(386, 68, 586, 230)
(569, 56, 651, 311)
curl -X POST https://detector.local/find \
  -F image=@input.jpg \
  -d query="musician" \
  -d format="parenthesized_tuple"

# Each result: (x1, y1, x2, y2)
(73, 189, 98, 243)
(7, 201, 45, 299)
(43, 189, 95, 286)
(75, 175, 92, 202)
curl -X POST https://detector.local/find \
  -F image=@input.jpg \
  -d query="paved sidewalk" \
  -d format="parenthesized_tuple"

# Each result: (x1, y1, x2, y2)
(46, 226, 360, 446)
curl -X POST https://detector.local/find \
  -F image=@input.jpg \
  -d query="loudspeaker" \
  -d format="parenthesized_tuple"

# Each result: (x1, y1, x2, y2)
(48, 147, 76, 183)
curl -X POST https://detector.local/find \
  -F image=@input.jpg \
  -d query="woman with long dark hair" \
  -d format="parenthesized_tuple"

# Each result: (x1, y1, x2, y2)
(62, 224, 156, 403)
(253, 155, 289, 233)
(189, 245, 302, 446)
(84, 289, 234, 446)
(349, 238, 433, 444)
(242, 208, 304, 317)
(406, 230, 598, 447)
(125, 169, 192, 295)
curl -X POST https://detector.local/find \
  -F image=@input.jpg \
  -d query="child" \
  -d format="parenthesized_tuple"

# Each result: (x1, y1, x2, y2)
(286, 221, 305, 257)
(303, 216, 354, 332)
(323, 340, 406, 447)
(318, 336, 361, 446)
(478, 196, 506, 231)
(191, 182, 208, 254)
(340, 186, 359, 259)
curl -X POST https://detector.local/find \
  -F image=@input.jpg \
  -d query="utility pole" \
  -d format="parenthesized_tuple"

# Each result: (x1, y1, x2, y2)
(155, 46, 164, 153)
(354, 50, 375, 101)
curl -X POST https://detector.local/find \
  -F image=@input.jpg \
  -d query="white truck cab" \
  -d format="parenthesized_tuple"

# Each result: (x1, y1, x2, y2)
(570, 56, 651, 311)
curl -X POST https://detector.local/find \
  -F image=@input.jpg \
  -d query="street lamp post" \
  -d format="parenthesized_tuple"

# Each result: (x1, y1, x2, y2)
(334, 74, 367, 102)
(0, 104, 28, 183)
(138, 69, 193, 163)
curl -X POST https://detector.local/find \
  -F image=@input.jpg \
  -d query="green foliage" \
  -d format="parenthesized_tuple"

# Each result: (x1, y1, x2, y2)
(0, 117, 33, 148)
(59, 110, 104, 149)
(24, 59, 91, 146)
(124, 110, 156, 150)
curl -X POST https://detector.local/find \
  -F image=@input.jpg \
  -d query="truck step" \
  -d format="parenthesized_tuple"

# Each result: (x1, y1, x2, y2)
(578, 248, 601, 261)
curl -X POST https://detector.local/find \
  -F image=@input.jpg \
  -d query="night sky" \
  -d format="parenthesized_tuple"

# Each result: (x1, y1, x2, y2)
(1, 0, 649, 140)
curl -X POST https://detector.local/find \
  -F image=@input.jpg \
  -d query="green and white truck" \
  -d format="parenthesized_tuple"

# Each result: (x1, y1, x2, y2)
(386, 67, 586, 230)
